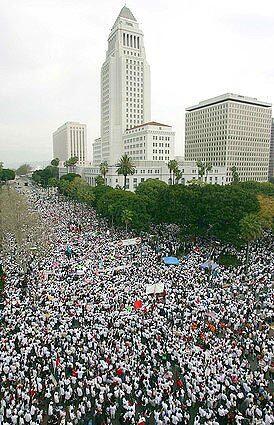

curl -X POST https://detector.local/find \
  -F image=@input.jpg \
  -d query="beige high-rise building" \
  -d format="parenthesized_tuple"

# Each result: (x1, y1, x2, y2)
(53, 122, 87, 166)
(185, 93, 272, 182)
(99, 6, 151, 165)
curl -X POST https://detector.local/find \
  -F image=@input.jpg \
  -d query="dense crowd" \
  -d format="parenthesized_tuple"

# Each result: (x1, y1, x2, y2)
(0, 185, 273, 425)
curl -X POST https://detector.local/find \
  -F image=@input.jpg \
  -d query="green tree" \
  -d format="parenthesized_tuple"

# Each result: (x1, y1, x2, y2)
(121, 209, 133, 233)
(167, 159, 178, 185)
(135, 179, 167, 219)
(196, 160, 206, 180)
(135, 179, 167, 197)
(95, 175, 105, 186)
(230, 166, 240, 184)
(240, 213, 263, 271)
(64, 160, 70, 174)
(66, 177, 84, 200)
(0, 169, 15, 182)
(65, 177, 94, 205)
(97, 189, 151, 231)
(16, 164, 32, 176)
(99, 161, 109, 184)
(116, 154, 135, 190)
(51, 158, 60, 167)
(174, 168, 183, 184)
(154, 184, 260, 245)
(77, 185, 95, 205)
(67, 156, 78, 173)
(60, 173, 81, 182)
(108, 204, 116, 227)
(48, 177, 58, 186)
(238, 181, 274, 197)
(58, 179, 70, 195)
(48, 177, 59, 188)
(205, 162, 212, 181)
(196, 161, 212, 182)
(187, 178, 206, 186)
(258, 194, 274, 231)
(31, 166, 58, 187)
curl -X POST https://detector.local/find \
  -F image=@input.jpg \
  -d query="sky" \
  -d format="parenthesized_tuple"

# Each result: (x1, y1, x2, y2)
(1, 0, 274, 167)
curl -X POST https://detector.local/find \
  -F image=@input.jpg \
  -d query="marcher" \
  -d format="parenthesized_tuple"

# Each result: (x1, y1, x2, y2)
(0, 186, 273, 424)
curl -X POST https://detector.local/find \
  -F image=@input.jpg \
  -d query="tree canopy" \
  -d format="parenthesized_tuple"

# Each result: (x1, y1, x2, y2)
(16, 164, 32, 176)
(0, 168, 15, 182)
(32, 166, 59, 187)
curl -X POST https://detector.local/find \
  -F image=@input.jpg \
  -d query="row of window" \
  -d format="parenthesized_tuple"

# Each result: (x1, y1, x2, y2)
(153, 150, 170, 154)
(123, 50, 140, 57)
(153, 143, 170, 147)
(123, 33, 140, 49)
(152, 136, 170, 141)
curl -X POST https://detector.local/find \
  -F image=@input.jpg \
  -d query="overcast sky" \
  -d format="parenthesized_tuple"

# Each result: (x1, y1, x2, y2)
(1, 0, 274, 166)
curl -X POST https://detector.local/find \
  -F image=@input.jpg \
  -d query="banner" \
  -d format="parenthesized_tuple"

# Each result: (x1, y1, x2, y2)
(118, 238, 141, 247)
(146, 282, 164, 295)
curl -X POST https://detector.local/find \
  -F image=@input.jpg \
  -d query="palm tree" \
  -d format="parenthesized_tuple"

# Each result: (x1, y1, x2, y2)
(116, 154, 135, 190)
(240, 213, 263, 272)
(100, 161, 109, 184)
(68, 156, 78, 173)
(205, 162, 212, 182)
(230, 166, 240, 184)
(174, 169, 183, 184)
(167, 159, 178, 185)
(64, 160, 70, 174)
(121, 209, 133, 234)
(196, 160, 206, 180)
(51, 158, 60, 167)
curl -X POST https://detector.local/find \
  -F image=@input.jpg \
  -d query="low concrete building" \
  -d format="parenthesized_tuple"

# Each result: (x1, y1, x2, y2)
(123, 122, 175, 162)
(59, 160, 226, 191)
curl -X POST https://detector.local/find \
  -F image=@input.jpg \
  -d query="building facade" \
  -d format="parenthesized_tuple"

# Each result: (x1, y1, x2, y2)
(269, 119, 274, 181)
(59, 161, 226, 191)
(123, 122, 175, 162)
(100, 6, 151, 165)
(92, 138, 102, 166)
(53, 122, 87, 166)
(185, 94, 272, 182)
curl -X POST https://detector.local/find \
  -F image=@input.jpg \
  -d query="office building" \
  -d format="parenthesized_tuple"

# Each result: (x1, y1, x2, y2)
(53, 122, 87, 166)
(185, 93, 272, 182)
(269, 119, 274, 180)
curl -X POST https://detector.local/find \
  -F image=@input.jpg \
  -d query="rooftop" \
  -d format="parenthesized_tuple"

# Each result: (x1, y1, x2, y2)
(186, 93, 272, 111)
(117, 6, 136, 21)
(126, 121, 172, 131)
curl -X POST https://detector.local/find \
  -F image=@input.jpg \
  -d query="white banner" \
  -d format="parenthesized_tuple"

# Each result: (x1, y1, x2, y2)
(118, 237, 141, 247)
(146, 282, 164, 295)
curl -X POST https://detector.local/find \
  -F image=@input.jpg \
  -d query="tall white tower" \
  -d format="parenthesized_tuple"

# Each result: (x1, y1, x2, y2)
(100, 6, 151, 165)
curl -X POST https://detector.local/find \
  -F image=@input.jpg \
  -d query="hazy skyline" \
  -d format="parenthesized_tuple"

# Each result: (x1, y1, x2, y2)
(1, 0, 274, 166)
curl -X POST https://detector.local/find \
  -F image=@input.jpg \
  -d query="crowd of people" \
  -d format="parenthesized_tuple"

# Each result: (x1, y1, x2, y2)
(0, 184, 273, 425)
